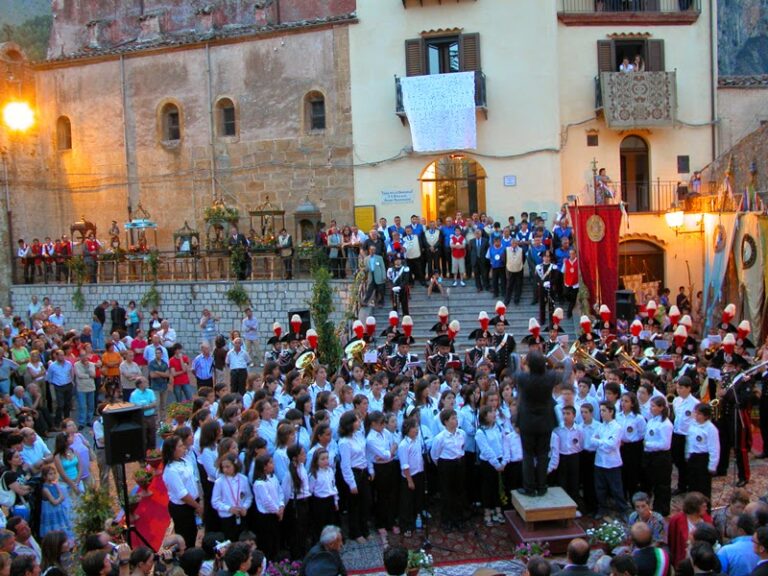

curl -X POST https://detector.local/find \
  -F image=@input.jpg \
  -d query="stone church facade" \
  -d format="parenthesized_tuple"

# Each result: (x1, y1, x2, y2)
(1, 0, 357, 268)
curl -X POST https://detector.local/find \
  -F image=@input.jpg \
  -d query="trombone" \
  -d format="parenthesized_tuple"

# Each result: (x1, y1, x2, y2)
(612, 347, 644, 376)
(569, 341, 605, 373)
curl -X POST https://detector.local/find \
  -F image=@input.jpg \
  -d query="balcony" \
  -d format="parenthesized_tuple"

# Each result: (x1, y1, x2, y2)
(601, 180, 683, 213)
(558, 0, 700, 25)
(395, 71, 487, 124)
(597, 71, 677, 129)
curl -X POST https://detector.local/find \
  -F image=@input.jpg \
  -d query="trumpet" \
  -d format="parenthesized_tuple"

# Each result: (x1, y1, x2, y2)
(569, 341, 605, 373)
(710, 398, 721, 420)
(613, 347, 644, 376)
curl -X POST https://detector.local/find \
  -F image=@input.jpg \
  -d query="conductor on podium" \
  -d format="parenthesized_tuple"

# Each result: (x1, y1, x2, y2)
(515, 351, 559, 496)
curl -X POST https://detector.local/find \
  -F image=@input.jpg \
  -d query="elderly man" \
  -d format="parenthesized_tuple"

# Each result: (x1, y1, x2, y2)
(46, 349, 74, 426)
(300, 525, 346, 576)
(631, 522, 669, 576)
(143, 334, 168, 364)
(241, 308, 261, 367)
(192, 343, 215, 389)
(20, 427, 53, 475)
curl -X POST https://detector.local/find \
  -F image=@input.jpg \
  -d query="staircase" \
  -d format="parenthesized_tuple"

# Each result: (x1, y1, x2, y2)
(360, 277, 578, 353)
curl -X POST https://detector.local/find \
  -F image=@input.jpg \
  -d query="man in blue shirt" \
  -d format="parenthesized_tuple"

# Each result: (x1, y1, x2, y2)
(553, 236, 571, 301)
(485, 236, 507, 299)
(440, 217, 456, 278)
(718, 514, 759, 576)
(527, 235, 547, 288)
(192, 343, 215, 388)
(387, 215, 405, 239)
(129, 377, 158, 450)
(409, 215, 423, 237)
(46, 349, 73, 426)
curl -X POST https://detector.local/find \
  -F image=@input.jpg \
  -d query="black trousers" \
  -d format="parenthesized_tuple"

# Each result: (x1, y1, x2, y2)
(364, 281, 385, 306)
(490, 267, 506, 298)
(687, 453, 712, 504)
(426, 249, 440, 277)
(398, 472, 424, 532)
(253, 511, 280, 560)
(373, 461, 399, 530)
(557, 453, 581, 505)
(642, 450, 672, 516)
(620, 440, 643, 500)
(219, 515, 244, 543)
(437, 458, 465, 525)
(168, 502, 198, 549)
(480, 460, 503, 509)
(671, 432, 688, 491)
(505, 270, 523, 305)
(580, 450, 597, 513)
(537, 285, 553, 325)
(406, 257, 423, 284)
(199, 465, 220, 534)
(522, 431, 550, 492)
(196, 377, 213, 390)
(346, 467, 371, 539)
(464, 451, 480, 507)
(595, 465, 629, 515)
(441, 246, 452, 276)
(230, 369, 247, 395)
(53, 383, 73, 425)
(564, 285, 578, 316)
(284, 497, 310, 560)
(310, 495, 338, 542)
(717, 411, 750, 482)
(473, 261, 489, 291)
(391, 288, 409, 316)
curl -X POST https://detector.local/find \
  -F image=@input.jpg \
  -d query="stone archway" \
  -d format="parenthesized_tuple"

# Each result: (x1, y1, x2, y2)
(419, 155, 486, 222)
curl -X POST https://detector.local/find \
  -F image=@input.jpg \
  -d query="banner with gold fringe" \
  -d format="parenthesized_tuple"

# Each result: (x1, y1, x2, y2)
(734, 213, 764, 342)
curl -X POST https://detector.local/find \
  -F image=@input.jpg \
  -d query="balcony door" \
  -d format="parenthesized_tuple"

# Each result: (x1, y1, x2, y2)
(620, 135, 650, 212)
(420, 155, 486, 222)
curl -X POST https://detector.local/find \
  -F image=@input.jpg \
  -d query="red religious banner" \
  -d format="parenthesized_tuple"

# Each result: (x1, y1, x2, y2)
(568, 205, 623, 315)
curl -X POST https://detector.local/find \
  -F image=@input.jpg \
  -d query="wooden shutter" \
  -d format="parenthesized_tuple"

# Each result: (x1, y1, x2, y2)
(459, 33, 481, 71)
(645, 39, 665, 71)
(597, 40, 616, 73)
(405, 38, 425, 77)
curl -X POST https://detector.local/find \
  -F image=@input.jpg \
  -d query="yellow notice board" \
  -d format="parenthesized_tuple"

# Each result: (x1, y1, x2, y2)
(354, 205, 376, 232)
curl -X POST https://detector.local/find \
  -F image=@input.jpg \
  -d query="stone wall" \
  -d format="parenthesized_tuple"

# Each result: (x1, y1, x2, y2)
(703, 121, 768, 196)
(9, 280, 352, 350)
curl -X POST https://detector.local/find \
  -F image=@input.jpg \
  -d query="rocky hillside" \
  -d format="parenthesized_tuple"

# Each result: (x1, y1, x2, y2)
(719, 0, 768, 75)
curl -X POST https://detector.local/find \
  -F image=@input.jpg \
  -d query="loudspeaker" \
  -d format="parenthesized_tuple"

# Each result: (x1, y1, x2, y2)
(288, 309, 311, 335)
(615, 290, 637, 321)
(103, 404, 146, 465)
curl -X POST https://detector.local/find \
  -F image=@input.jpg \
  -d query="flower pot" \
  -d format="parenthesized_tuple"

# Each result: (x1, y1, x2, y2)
(146, 457, 162, 470)
(407, 569, 420, 576)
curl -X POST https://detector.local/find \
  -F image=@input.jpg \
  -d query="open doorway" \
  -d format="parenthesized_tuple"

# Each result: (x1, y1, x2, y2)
(620, 135, 650, 212)
(420, 155, 487, 222)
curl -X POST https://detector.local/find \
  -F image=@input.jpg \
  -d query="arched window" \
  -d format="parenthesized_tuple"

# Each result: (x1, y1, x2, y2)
(304, 91, 326, 132)
(619, 239, 665, 286)
(56, 116, 72, 150)
(216, 98, 236, 137)
(160, 102, 181, 142)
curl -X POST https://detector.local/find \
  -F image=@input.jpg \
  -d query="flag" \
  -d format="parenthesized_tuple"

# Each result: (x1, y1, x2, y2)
(734, 213, 764, 341)
(703, 213, 738, 334)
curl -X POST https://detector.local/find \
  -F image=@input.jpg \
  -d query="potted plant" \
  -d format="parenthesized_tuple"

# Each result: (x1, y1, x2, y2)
(146, 448, 162, 470)
(166, 401, 193, 426)
(134, 468, 154, 497)
(157, 421, 174, 440)
(512, 541, 550, 564)
(74, 486, 116, 553)
(407, 549, 434, 576)
(586, 520, 627, 553)
(265, 559, 302, 576)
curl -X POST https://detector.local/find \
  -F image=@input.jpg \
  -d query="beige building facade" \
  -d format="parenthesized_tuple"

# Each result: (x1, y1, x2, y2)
(349, 0, 717, 295)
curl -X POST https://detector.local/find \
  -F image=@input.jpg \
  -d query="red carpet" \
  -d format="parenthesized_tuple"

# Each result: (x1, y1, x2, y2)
(131, 469, 170, 550)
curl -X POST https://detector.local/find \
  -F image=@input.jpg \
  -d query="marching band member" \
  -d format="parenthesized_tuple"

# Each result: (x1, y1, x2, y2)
(264, 322, 283, 364)
(385, 334, 419, 380)
(387, 256, 410, 315)
(491, 302, 516, 375)
(426, 335, 460, 377)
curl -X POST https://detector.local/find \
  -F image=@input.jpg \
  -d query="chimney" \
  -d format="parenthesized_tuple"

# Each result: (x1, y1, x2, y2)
(195, 5, 216, 34)
(86, 19, 115, 50)
(138, 11, 165, 43)
(254, 0, 277, 27)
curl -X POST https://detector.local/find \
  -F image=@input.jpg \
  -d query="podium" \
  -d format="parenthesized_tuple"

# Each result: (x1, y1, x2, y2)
(504, 487, 586, 554)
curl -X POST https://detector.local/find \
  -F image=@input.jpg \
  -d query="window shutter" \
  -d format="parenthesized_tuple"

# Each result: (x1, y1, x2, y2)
(597, 40, 615, 73)
(459, 33, 481, 72)
(645, 39, 665, 72)
(405, 38, 425, 77)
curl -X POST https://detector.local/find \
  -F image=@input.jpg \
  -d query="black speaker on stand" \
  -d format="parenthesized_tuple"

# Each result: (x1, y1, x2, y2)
(615, 290, 637, 321)
(103, 403, 153, 550)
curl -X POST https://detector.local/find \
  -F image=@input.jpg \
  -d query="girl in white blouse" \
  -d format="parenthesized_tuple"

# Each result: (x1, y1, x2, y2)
(366, 411, 399, 545)
(281, 445, 311, 560)
(617, 392, 646, 501)
(308, 448, 339, 542)
(211, 453, 252, 541)
(338, 411, 370, 544)
(252, 454, 284, 561)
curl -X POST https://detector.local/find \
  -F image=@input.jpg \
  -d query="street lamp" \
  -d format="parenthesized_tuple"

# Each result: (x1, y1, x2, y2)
(664, 205, 703, 236)
(2, 101, 34, 132)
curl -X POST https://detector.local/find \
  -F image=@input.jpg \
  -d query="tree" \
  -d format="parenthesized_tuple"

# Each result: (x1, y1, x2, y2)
(309, 266, 342, 374)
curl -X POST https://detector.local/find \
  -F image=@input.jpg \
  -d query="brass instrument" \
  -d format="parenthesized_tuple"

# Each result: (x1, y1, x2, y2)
(666, 393, 676, 404)
(569, 341, 605, 373)
(345, 340, 366, 364)
(613, 347, 644, 376)
(296, 350, 316, 383)
(710, 398, 721, 420)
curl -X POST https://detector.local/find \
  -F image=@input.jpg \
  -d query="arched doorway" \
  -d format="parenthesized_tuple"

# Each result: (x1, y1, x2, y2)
(620, 136, 649, 213)
(420, 155, 486, 222)
(619, 239, 664, 300)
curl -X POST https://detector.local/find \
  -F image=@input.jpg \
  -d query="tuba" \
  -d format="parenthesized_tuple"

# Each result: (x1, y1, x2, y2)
(345, 340, 367, 365)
